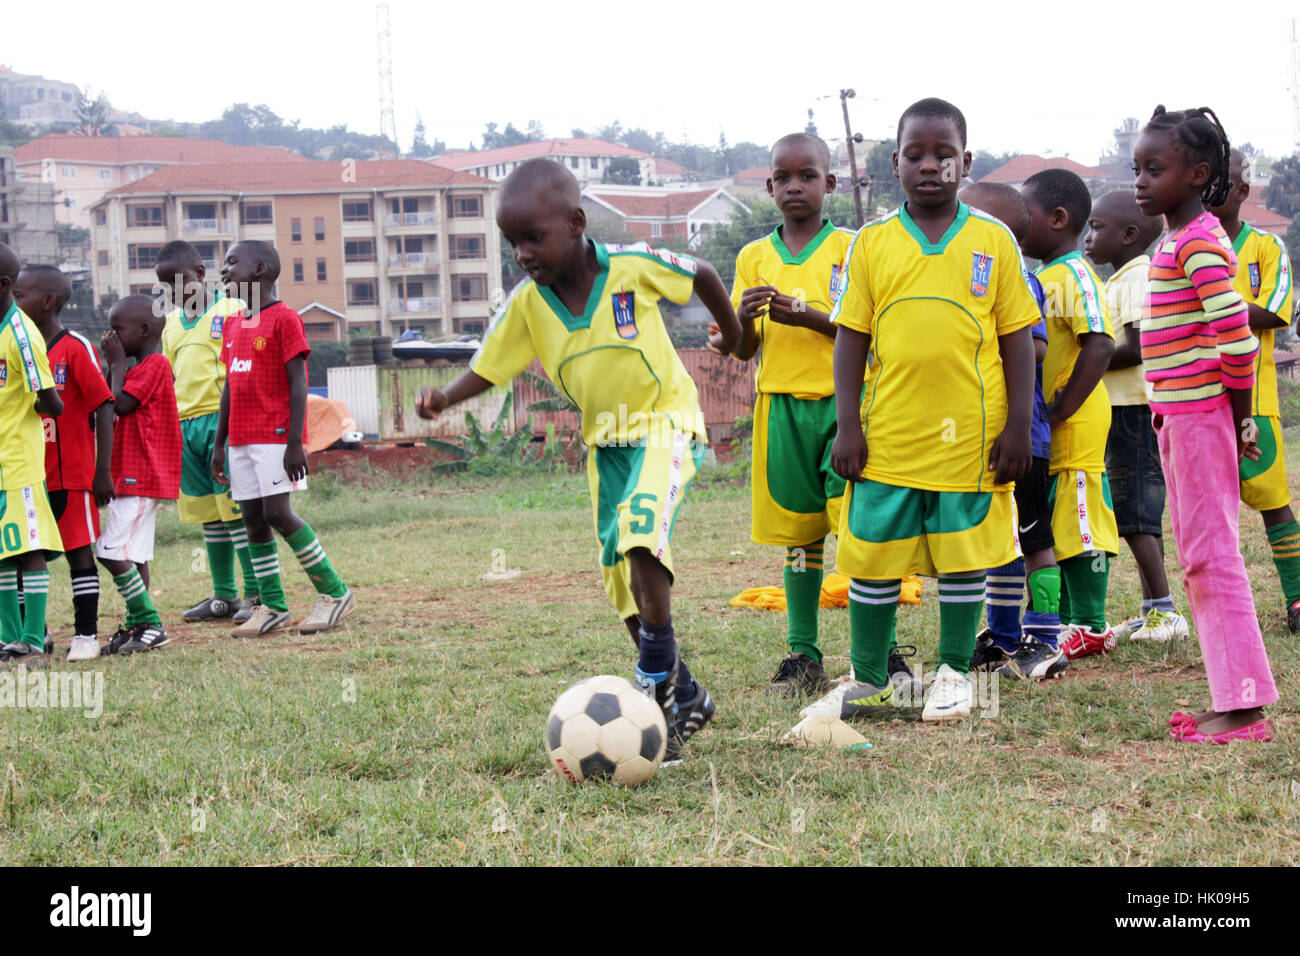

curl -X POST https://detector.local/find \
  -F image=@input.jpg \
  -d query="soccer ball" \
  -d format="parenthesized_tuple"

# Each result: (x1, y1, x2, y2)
(545, 676, 668, 786)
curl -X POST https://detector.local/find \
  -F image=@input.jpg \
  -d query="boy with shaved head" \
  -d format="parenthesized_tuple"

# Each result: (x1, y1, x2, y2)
(1210, 150, 1299, 631)
(13, 263, 115, 660)
(0, 244, 64, 663)
(416, 158, 742, 758)
(1086, 189, 1187, 642)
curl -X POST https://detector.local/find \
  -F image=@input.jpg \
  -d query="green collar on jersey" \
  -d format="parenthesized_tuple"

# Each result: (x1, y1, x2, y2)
(1, 302, 15, 327)
(1230, 222, 1253, 255)
(770, 219, 836, 265)
(898, 201, 969, 256)
(537, 241, 610, 332)
(1038, 249, 1087, 273)
(175, 290, 227, 331)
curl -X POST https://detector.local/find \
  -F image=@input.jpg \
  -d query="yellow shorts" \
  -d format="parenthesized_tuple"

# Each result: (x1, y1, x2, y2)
(751, 392, 845, 546)
(835, 478, 1019, 579)
(587, 426, 706, 619)
(1240, 415, 1291, 513)
(1048, 469, 1119, 561)
(0, 485, 64, 560)
(179, 414, 242, 524)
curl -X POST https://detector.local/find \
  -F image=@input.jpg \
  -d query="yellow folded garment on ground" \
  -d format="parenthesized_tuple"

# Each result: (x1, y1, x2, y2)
(729, 572, 922, 611)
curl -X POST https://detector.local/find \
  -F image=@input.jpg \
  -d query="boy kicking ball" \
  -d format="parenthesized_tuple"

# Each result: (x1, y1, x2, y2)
(212, 241, 356, 637)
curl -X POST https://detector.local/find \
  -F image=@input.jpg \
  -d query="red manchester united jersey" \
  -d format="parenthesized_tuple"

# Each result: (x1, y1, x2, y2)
(221, 301, 310, 446)
(112, 352, 180, 499)
(42, 329, 114, 492)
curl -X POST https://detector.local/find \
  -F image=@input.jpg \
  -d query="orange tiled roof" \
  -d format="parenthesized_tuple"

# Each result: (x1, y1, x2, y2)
(15, 133, 301, 166)
(431, 138, 650, 170)
(733, 165, 771, 184)
(980, 154, 1108, 184)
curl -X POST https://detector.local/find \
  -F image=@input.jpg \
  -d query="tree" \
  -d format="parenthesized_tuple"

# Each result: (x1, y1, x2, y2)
(1264, 154, 1300, 219)
(863, 141, 904, 212)
(73, 88, 116, 137)
(482, 121, 543, 149)
(410, 115, 433, 157)
(602, 157, 641, 186)
(1285, 220, 1300, 307)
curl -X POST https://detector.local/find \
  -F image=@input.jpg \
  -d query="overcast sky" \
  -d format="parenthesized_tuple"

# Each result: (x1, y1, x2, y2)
(9, 0, 1300, 162)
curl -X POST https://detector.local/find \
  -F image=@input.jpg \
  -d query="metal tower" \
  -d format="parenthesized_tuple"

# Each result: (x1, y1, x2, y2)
(376, 3, 398, 153)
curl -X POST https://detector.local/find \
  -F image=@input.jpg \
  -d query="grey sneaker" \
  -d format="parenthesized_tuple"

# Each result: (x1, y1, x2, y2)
(2, 640, 48, 666)
(232, 596, 260, 624)
(231, 604, 291, 637)
(183, 596, 235, 621)
(297, 589, 357, 634)
(839, 680, 895, 719)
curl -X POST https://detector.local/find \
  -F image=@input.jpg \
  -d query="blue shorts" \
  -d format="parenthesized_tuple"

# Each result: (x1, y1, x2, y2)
(1105, 404, 1165, 537)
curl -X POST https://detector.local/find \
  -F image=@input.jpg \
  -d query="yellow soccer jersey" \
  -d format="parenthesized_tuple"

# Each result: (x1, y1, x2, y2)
(472, 241, 704, 447)
(731, 220, 856, 398)
(1038, 252, 1114, 473)
(0, 303, 56, 490)
(829, 202, 1040, 492)
(1230, 224, 1293, 418)
(162, 292, 245, 421)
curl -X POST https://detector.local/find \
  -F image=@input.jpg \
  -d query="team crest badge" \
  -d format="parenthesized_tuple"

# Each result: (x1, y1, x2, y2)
(211, 315, 225, 339)
(0, 358, 7, 386)
(54, 362, 67, 391)
(1249, 263, 1261, 298)
(971, 252, 993, 296)
(253, 335, 267, 352)
(830, 265, 842, 302)
(612, 291, 637, 339)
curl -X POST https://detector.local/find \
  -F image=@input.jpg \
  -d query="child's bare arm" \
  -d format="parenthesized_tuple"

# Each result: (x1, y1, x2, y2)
(1107, 324, 1142, 371)
(694, 260, 740, 355)
(99, 330, 140, 415)
(415, 371, 495, 420)
(211, 385, 230, 483)
(830, 327, 871, 481)
(989, 326, 1034, 484)
(284, 355, 308, 482)
(1046, 332, 1114, 429)
(35, 386, 62, 417)
(768, 296, 836, 340)
(93, 401, 114, 506)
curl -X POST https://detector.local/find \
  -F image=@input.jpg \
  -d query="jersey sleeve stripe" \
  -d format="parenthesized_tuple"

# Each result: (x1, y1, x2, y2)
(828, 229, 863, 326)
(9, 315, 44, 391)
(610, 249, 697, 278)
(1070, 260, 1106, 333)
(1265, 233, 1292, 315)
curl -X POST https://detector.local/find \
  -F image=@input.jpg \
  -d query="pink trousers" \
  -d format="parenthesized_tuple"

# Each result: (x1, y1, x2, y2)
(1157, 402, 1278, 712)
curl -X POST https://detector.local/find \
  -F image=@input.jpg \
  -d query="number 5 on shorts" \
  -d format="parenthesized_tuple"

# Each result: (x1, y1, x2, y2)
(629, 493, 658, 535)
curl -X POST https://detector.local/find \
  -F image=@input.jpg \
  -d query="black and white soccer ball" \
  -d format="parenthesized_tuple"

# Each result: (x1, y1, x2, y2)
(545, 676, 668, 786)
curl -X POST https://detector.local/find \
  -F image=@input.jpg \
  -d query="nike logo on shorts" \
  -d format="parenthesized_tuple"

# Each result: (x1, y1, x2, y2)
(272, 477, 286, 485)
(1019, 520, 1039, 534)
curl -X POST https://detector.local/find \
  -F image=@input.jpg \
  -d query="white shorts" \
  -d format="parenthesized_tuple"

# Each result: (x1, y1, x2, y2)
(94, 496, 160, 563)
(228, 444, 308, 502)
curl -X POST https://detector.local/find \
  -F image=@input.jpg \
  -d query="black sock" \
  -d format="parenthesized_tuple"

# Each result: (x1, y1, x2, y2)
(70, 567, 100, 637)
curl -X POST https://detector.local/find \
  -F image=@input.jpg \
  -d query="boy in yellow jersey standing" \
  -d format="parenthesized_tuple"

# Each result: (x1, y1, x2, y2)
(719, 132, 858, 697)
(415, 159, 741, 758)
(1021, 170, 1119, 661)
(156, 241, 258, 623)
(0, 243, 65, 664)
(828, 98, 1039, 722)
(1209, 150, 1299, 630)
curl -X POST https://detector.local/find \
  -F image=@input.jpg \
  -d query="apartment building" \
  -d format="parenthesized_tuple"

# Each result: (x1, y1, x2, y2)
(0, 66, 81, 129)
(0, 145, 60, 263)
(88, 159, 500, 341)
(581, 186, 747, 247)
(431, 138, 656, 186)
(13, 134, 302, 229)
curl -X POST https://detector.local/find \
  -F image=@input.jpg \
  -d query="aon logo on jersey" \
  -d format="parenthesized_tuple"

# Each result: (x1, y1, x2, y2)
(230, 358, 253, 373)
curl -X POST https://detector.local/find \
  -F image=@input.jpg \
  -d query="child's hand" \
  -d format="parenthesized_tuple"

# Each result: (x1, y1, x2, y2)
(988, 428, 1031, 485)
(100, 330, 124, 365)
(415, 386, 448, 420)
(93, 470, 114, 508)
(284, 440, 308, 483)
(1239, 417, 1261, 463)
(737, 286, 776, 322)
(210, 445, 228, 485)
(766, 293, 809, 328)
(706, 323, 727, 355)
(831, 430, 868, 482)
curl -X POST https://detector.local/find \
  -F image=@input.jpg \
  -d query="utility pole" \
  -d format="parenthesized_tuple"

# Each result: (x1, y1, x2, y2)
(840, 89, 865, 227)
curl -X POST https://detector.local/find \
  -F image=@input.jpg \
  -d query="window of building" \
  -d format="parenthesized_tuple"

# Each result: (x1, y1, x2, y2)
(314, 217, 325, 241)
(448, 195, 482, 219)
(650, 222, 663, 238)
(127, 205, 164, 228)
(344, 239, 376, 263)
(450, 235, 485, 260)
(97, 250, 109, 266)
(347, 279, 377, 306)
(451, 274, 487, 302)
(95, 210, 107, 226)
(317, 258, 327, 281)
(61, 165, 75, 178)
(291, 218, 302, 242)
(241, 202, 273, 225)
(129, 284, 155, 296)
(127, 244, 165, 270)
(590, 157, 599, 169)
(61, 91, 72, 102)
(342, 200, 372, 222)
(99, 167, 112, 181)
(293, 259, 304, 282)
(570, 157, 579, 169)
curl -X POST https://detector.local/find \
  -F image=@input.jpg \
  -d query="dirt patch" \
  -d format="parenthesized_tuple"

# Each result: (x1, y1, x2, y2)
(1064, 661, 1206, 685)
(308, 443, 455, 482)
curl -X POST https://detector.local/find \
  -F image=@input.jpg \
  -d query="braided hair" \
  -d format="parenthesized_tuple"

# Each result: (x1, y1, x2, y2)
(1143, 105, 1232, 207)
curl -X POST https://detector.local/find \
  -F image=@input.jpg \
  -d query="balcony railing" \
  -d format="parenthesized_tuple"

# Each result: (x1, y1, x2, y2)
(388, 297, 442, 315)
(386, 252, 439, 270)
(182, 218, 232, 233)
(384, 212, 439, 228)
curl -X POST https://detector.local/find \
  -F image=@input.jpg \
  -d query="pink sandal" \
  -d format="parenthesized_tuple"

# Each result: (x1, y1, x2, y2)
(1171, 719, 1273, 744)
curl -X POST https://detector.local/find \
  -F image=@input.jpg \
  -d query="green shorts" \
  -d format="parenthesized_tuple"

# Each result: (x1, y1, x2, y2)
(751, 392, 846, 546)
(179, 413, 241, 524)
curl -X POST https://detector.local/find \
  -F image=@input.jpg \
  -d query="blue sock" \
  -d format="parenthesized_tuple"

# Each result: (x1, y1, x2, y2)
(1141, 598, 1154, 615)
(985, 558, 1025, 650)
(635, 618, 679, 687)
(1150, 595, 1175, 613)
(1023, 609, 1061, 649)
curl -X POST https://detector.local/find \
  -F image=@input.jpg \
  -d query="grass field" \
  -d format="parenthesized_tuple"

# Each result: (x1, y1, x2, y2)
(2, 441, 1298, 867)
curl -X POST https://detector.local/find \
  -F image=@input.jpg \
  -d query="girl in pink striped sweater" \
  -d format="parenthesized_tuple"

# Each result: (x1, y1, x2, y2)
(1133, 105, 1277, 743)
